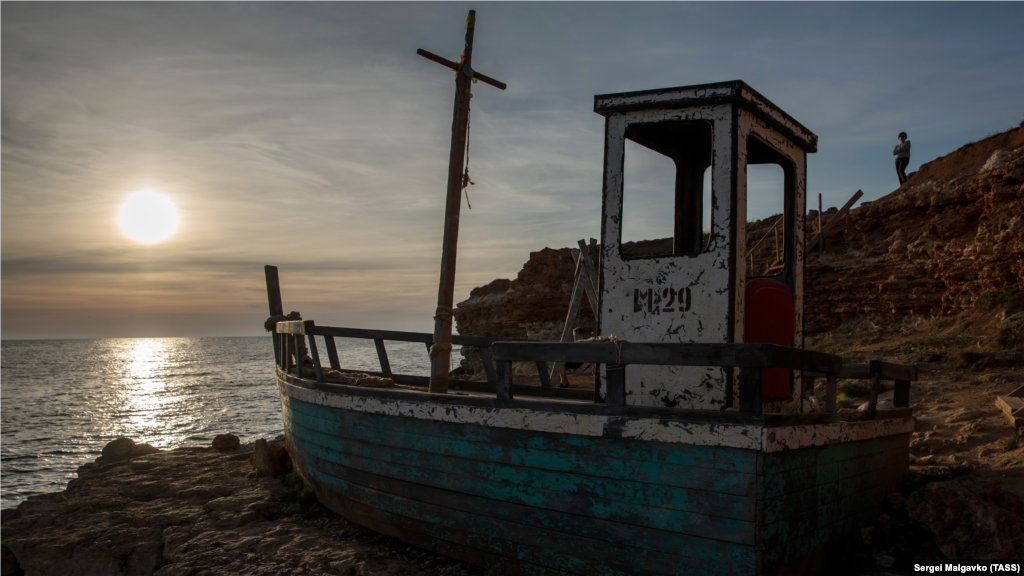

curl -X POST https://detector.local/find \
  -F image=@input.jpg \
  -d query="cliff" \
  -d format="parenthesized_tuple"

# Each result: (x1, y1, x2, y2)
(455, 122, 1024, 342)
(803, 122, 1024, 333)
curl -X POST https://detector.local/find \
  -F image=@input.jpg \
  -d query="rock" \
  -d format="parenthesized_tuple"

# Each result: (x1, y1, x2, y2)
(909, 478, 1024, 559)
(130, 443, 161, 458)
(0, 443, 476, 576)
(101, 437, 136, 461)
(945, 409, 988, 424)
(251, 439, 292, 477)
(858, 400, 896, 411)
(212, 433, 240, 451)
(918, 455, 936, 465)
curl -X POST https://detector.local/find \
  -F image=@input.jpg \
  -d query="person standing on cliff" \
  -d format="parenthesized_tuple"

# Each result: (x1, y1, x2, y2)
(893, 132, 911, 186)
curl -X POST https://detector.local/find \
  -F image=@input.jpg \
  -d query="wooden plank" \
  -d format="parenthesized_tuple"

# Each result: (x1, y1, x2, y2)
(494, 342, 840, 372)
(764, 467, 895, 524)
(282, 369, 775, 425)
(313, 486, 716, 576)
(825, 374, 837, 413)
(496, 360, 513, 400)
(311, 367, 591, 400)
(807, 190, 863, 252)
(281, 392, 758, 474)
(762, 448, 907, 550)
(287, 416, 757, 521)
(577, 239, 600, 308)
(264, 265, 284, 317)
(874, 361, 918, 382)
(605, 364, 625, 407)
(549, 245, 588, 384)
(327, 491, 717, 576)
(275, 320, 306, 335)
(738, 367, 762, 416)
(265, 265, 284, 366)
(479, 347, 498, 385)
(324, 336, 341, 370)
(866, 370, 881, 420)
(763, 441, 902, 499)
(536, 362, 552, 387)
(374, 339, 393, 376)
(285, 400, 758, 498)
(312, 325, 529, 347)
(893, 379, 910, 408)
(292, 448, 756, 572)
(288, 422, 758, 545)
(304, 320, 324, 384)
(996, 396, 1024, 427)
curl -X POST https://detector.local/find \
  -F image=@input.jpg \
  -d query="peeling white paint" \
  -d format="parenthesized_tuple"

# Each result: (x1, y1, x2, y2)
(279, 376, 911, 453)
(599, 105, 735, 410)
(596, 88, 812, 412)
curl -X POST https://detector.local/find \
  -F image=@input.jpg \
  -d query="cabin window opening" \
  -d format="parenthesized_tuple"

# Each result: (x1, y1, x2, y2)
(621, 120, 713, 258)
(745, 135, 793, 279)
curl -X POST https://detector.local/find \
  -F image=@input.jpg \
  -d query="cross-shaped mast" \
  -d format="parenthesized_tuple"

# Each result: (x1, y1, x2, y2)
(418, 10, 506, 394)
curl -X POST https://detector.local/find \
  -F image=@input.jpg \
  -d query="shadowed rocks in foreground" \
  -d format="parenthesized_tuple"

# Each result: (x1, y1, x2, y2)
(0, 437, 482, 576)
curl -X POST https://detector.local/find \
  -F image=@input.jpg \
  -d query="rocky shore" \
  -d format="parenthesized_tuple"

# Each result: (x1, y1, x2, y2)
(3, 424, 1022, 576)
(1, 437, 483, 576)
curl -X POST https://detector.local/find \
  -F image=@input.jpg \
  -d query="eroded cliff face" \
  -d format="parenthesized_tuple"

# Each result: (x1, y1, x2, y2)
(454, 123, 1024, 349)
(804, 123, 1024, 333)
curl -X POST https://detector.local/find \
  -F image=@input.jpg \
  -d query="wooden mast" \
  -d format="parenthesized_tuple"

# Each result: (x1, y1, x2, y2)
(418, 10, 506, 393)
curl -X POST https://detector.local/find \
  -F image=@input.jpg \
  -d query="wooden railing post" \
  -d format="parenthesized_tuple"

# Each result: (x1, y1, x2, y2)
(374, 339, 393, 376)
(894, 379, 910, 408)
(536, 362, 552, 387)
(826, 373, 837, 413)
(479, 347, 498, 385)
(496, 361, 513, 400)
(265, 265, 284, 366)
(325, 336, 341, 370)
(866, 360, 883, 420)
(304, 320, 324, 384)
(605, 364, 626, 407)
(738, 367, 762, 415)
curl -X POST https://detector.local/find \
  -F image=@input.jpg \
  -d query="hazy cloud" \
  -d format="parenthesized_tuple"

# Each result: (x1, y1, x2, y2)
(3, 2, 1022, 338)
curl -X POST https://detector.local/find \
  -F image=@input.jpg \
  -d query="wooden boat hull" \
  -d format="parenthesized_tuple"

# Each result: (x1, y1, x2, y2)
(277, 371, 910, 576)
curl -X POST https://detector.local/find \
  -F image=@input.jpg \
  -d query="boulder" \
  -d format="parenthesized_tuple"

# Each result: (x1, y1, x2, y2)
(101, 437, 136, 461)
(908, 477, 1024, 559)
(251, 439, 292, 477)
(211, 434, 241, 451)
(130, 443, 161, 458)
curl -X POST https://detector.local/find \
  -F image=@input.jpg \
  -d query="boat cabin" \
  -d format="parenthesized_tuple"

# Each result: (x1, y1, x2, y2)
(594, 81, 816, 409)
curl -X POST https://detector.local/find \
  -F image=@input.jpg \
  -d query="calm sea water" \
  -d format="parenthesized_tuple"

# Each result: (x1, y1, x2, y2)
(0, 336, 444, 510)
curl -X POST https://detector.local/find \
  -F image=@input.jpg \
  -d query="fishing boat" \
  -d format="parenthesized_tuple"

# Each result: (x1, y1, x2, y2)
(266, 78, 918, 575)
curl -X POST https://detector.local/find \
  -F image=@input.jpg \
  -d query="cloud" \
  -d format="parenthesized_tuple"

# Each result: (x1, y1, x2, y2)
(3, 2, 1022, 337)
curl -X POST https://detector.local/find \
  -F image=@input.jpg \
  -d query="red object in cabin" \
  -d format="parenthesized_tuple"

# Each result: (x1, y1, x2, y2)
(744, 278, 794, 399)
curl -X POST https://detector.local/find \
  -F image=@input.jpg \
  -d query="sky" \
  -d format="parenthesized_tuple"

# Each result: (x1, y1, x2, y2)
(3, 2, 1023, 339)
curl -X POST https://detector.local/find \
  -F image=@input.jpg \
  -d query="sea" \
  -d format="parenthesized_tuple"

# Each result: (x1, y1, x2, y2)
(0, 336, 445, 510)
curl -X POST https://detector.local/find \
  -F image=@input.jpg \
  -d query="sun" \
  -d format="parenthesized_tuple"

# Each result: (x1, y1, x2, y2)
(119, 191, 179, 244)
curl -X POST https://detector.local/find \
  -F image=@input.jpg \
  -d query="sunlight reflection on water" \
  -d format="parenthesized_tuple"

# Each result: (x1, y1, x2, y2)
(0, 336, 433, 509)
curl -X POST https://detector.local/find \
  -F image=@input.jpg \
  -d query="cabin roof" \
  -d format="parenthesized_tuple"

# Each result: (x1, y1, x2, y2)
(593, 80, 817, 153)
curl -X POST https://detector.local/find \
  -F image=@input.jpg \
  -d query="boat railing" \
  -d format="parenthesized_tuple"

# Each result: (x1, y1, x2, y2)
(272, 319, 592, 401)
(803, 361, 918, 420)
(273, 316, 917, 424)
(491, 341, 843, 417)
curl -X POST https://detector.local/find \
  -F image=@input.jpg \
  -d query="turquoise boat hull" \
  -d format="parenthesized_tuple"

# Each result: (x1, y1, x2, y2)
(277, 371, 910, 575)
